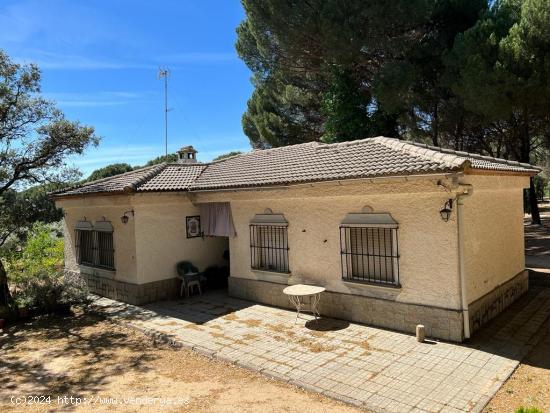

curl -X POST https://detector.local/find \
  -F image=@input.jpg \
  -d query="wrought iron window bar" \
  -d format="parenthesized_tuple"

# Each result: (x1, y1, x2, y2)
(250, 224, 290, 273)
(340, 226, 399, 286)
(75, 229, 115, 271)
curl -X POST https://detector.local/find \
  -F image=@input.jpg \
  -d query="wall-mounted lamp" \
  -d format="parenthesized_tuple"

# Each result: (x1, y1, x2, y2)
(440, 199, 453, 222)
(121, 210, 134, 224)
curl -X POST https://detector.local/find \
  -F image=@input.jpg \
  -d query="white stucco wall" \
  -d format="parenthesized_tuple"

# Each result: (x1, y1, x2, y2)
(460, 174, 529, 304)
(194, 177, 464, 310)
(56, 192, 228, 286)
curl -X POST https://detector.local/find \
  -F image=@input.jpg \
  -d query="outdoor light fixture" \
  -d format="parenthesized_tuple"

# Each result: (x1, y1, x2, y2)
(439, 199, 453, 222)
(121, 210, 134, 224)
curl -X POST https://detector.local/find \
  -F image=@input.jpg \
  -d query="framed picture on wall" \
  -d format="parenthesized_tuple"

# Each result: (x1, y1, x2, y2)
(186, 216, 201, 238)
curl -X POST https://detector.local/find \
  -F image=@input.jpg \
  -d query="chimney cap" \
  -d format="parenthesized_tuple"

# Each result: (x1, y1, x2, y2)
(177, 145, 197, 154)
(177, 145, 198, 164)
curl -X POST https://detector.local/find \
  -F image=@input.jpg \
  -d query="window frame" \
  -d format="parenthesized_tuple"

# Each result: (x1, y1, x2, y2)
(75, 220, 115, 271)
(249, 213, 290, 274)
(339, 213, 400, 287)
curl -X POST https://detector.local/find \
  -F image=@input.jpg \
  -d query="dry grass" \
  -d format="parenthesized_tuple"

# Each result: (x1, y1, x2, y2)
(0, 312, 361, 413)
(483, 319, 550, 413)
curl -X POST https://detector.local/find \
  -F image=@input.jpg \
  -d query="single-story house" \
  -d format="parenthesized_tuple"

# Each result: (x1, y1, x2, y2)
(53, 137, 539, 342)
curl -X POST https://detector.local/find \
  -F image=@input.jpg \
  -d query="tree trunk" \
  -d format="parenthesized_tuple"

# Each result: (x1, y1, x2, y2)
(518, 113, 542, 225)
(528, 177, 542, 225)
(0, 258, 13, 307)
(432, 103, 439, 147)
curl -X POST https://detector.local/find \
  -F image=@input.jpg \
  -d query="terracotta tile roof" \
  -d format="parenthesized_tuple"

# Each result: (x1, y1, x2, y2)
(57, 164, 165, 196)
(400, 140, 540, 174)
(190, 137, 539, 190)
(54, 137, 539, 197)
(55, 163, 205, 196)
(138, 164, 207, 191)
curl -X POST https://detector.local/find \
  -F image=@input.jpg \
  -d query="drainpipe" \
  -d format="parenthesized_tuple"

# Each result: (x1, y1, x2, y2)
(456, 184, 473, 340)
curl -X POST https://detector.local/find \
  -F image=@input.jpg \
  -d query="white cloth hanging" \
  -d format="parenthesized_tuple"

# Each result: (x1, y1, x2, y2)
(199, 202, 236, 237)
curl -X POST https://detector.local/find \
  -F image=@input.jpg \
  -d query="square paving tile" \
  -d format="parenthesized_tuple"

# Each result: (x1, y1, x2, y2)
(92, 287, 550, 413)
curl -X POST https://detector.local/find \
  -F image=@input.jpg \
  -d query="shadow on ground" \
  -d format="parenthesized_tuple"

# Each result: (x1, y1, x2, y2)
(0, 312, 159, 410)
(305, 317, 350, 332)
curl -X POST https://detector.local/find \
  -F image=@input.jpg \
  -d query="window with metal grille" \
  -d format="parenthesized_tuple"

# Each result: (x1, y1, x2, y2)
(250, 224, 289, 273)
(75, 220, 115, 271)
(76, 229, 95, 266)
(96, 231, 115, 269)
(340, 213, 399, 286)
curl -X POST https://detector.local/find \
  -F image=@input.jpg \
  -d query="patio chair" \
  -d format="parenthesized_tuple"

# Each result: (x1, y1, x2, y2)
(176, 261, 206, 297)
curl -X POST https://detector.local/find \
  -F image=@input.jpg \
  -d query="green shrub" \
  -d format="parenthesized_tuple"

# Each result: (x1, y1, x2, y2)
(515, 407, 542, 413)
(7, 222, 64, 282)
(7, 222, 89, 314)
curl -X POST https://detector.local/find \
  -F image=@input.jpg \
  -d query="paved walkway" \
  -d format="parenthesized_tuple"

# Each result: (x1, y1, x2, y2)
(525, 200, 550, 271)
(93, 287, 550, 413)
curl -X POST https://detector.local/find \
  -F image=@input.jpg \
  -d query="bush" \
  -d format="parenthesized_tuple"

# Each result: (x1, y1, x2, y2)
(13, 270, 90, 314)
(7, 222, 89, 315)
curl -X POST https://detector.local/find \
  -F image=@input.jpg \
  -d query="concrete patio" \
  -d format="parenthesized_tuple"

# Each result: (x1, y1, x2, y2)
(92, 286, 550, 413)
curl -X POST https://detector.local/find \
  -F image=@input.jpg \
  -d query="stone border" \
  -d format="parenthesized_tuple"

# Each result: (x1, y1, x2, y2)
(469, 270, 529, 334)
(73, 270, 180, 305)
(228, 277, 465, 342)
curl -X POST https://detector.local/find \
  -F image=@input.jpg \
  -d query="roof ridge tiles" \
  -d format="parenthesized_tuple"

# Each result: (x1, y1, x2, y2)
(125, 163, 168, 192)
(165, 162, 210, 166)
(238, 141, 320, 156)
(406, 141, 541, 170)
(49, 163, 162, 196)
(372, 137, 468, 169)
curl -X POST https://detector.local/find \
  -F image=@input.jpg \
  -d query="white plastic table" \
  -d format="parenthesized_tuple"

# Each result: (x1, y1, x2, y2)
(283, 284, 325, 323)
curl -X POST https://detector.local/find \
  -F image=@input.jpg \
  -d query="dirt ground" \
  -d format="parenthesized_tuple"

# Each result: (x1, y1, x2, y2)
(483, 317, 550, 413)
(0, 311, 361, 413)
(486, 200, 550, 413)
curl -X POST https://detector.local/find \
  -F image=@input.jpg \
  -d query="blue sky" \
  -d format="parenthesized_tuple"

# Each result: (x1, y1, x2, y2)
(0, 0, 253, 177)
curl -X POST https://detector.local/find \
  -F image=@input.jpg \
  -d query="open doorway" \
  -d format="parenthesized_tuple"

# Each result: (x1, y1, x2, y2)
(202, 237, 230, 291)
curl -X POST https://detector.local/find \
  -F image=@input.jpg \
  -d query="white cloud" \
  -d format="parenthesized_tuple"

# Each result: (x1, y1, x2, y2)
(13, 50, 153, 70)
(44, 91, 153, 108)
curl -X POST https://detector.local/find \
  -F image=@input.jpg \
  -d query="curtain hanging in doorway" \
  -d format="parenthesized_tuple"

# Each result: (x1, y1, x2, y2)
(199, 202, 236, 237)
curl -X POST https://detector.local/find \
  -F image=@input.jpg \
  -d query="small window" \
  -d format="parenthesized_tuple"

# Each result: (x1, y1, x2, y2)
(340, 213, 399, 286)
(76, 229, 95, 266)
(96, 231, 115, 270)
(249, 213, 289, 273)
(75, 220, 115, 271)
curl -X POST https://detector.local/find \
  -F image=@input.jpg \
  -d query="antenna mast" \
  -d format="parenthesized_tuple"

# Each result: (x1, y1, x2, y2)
(158, 68, 170, 156)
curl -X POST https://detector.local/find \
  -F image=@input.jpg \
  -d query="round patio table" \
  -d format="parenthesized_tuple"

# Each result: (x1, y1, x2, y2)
(283, 284, 325, 323)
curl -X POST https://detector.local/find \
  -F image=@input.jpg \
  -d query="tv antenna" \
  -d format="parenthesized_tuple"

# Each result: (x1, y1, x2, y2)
(158, 67, 170, 157)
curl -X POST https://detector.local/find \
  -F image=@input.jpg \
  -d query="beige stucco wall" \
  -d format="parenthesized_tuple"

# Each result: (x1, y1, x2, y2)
(460, 174, 530, 304)
(56, 170, 530, 313)
(57, 195, 138, 283)
(194, 176, 464, 310)
(56, 192, 228, 286)
(132, 193, 228, 284)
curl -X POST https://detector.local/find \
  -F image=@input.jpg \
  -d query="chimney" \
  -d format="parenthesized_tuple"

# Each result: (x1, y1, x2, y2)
(177, 145, 198, 164)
